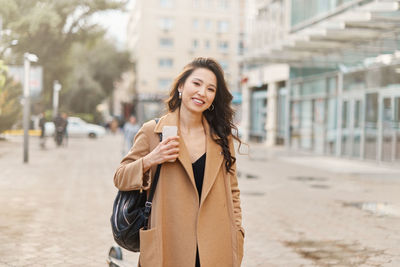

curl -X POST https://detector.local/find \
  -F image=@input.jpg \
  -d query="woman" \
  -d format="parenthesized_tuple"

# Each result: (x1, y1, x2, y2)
(114, 57, 244, 267)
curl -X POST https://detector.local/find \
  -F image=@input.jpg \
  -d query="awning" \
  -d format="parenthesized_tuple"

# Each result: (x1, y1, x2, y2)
(243, 0, 400, 67)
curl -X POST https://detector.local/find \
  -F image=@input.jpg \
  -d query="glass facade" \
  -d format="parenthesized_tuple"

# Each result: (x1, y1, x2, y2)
(364, 93, 378, 160)
(291, 0, 367, 28)
(277, 85, 287, 144)
(250, 88, 267, 142)
(343, 66, 400, 91)
(381, 92, 400, 161)
(289, 73, 338, 155)
(289, 64, 400, 162)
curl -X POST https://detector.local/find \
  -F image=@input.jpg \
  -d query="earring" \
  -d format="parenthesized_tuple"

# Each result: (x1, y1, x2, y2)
(208, 104, 214, 111)
(178, 91, 182, 99)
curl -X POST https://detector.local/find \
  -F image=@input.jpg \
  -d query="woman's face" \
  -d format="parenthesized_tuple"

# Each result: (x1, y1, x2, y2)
(179, 68, 217, 115)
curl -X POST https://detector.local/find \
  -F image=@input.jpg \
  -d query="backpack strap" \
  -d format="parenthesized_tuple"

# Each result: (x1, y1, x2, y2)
(143, 118, 162, 229)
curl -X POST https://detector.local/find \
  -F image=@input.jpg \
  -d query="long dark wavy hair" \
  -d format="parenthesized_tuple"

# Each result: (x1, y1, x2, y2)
(165, 57, 242, 173)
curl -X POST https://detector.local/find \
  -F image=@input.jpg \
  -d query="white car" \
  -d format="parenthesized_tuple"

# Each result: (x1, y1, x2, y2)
(45, 117, 106, 138)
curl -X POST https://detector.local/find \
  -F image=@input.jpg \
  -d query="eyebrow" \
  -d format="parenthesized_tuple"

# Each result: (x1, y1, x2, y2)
(193, 78, 217, 89)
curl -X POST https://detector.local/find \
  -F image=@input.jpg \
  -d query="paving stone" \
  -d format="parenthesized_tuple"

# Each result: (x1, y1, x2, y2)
(1, 136, 400, 266)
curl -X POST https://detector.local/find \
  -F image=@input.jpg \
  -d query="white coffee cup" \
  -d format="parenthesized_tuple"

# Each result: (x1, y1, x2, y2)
(162, 126, 178, 162)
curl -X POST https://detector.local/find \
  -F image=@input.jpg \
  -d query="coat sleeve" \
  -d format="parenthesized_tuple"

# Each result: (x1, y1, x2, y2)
(229, 137, 245, 237)
(113, 123, 153, 191)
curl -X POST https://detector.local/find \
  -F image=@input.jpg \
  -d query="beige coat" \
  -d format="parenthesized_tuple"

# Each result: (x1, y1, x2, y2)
(114, 110, 244, 267)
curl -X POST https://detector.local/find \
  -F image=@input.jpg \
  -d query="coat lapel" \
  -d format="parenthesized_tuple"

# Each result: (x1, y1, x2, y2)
(154, 110, 224, 205)
(177, 138, 196, 189)
(154, 110, 196, 192)
(200, 118, 224, 206)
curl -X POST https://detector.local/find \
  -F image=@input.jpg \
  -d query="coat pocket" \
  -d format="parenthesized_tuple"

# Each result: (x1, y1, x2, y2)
(236, 229, 244, 265)
(139, 228, 162, 267)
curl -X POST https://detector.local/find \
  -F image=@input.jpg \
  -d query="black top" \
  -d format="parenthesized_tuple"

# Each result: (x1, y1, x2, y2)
(192, 153, 206, 202)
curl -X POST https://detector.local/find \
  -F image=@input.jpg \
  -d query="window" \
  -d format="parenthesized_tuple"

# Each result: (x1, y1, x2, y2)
(217, 21, 229, 33)
(159, 38, 174, 48)
(158, 78, 172, 91)
(160, 0, 173, 8)
(193, 19, 199, 30)
(159, 18, 174, 30)
(218, 41, 229, 52)
(192, 0, 200, 8)
(395, 97, 400, 122)
(238, 39, 244, 55)
(342, 101, 348, 129)
(159, 58, 173, 68)
(327, 77, 337, 94)
(192, 39, 199, 49)
(205, 20, 212, 31)
(366, 93, 378, 123)
(291, 0, 353, 27)
(354, 100, 362, 128)
(204, 40, 211, 50)
(218, 0, 229, 9)
(220, 61, 228, 71)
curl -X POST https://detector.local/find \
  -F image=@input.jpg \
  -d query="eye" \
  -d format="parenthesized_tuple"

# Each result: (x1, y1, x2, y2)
(208, 87, 215, 92)
(193, 81, 200, 86)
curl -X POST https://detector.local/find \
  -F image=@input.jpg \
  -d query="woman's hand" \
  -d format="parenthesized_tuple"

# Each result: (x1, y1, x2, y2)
(143, 136, 179, 172)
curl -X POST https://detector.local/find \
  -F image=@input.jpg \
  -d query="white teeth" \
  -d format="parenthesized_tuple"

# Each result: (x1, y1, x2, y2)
(193, 99, 204, 104)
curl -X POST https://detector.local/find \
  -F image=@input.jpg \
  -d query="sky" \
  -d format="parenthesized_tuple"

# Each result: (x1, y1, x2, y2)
(91, 0, 135, 47)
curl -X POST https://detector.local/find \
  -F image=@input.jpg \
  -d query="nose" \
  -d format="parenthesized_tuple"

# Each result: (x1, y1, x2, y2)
(197, 85, 206, 96)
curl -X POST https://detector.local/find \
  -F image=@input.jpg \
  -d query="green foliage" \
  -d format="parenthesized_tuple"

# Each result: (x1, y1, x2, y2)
(89, 40, 131, 97)
(0, 61, 22, 133)
(61, 38, 130, 114)
(0, 0, 129, 115)
(0, 62, 7, 88)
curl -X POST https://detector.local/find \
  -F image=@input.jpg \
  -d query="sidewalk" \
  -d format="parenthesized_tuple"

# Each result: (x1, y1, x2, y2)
(244, 142, 400, 175)
(0, 136, 399, 266)
(0, 135, 137, 266)
(236, 143, 400, 266)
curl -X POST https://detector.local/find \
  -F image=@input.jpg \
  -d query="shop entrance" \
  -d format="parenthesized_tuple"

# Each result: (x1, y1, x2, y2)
(341, 95, 363, 158)
(249, 89, 267, 142)
(380, 88, 400, 162)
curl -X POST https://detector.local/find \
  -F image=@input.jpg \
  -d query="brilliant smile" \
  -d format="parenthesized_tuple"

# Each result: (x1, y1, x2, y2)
(192, 98, 205, 105)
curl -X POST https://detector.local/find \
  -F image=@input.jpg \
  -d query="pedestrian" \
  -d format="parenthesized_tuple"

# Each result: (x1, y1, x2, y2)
(53, 112, 67, 146)
(113, 57, 244, 267)
(39, 112, 46, 148)
(61, 112, 69, 146)
(122, 115, 140, 156)
(110, 118, 119, 134)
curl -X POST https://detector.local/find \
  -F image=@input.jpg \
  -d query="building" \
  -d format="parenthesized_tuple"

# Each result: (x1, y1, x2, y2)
(242, 0, 400, 163)
(241, 0, 290, 145)
(127, 0, 241, 124)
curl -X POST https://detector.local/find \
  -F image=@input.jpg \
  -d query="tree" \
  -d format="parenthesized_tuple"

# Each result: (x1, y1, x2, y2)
(0, 61, 22, 133)
(61, 37, 130, 115)
(0, 0, 127, 106)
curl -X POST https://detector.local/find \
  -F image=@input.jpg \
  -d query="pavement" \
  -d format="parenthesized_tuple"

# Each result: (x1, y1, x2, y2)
(0, 134, 399, 266)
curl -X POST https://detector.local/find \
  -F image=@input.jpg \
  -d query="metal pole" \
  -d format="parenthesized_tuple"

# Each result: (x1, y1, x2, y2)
(284, 80, 291, 149)
(336, 72, 343, 157)
(53, 80, 61, 118)
(377, 94, 383, 162)
(23, 53, 31, 163)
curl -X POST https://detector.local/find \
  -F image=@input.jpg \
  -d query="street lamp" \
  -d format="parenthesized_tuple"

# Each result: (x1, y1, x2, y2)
(23, 52, 38, 163)
(0, 28, 18, 58)
(53, 80, 62, 118)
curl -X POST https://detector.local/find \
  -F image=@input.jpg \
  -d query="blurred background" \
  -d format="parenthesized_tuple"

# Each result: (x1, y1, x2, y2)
(1, 0, 400, 266)
(1, 0, 400, 162)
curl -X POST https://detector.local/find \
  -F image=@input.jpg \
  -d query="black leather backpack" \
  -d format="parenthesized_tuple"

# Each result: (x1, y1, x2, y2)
(110, 120, 162, 252)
